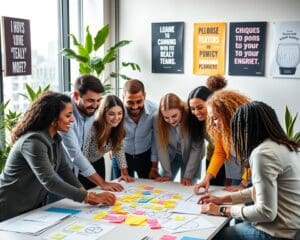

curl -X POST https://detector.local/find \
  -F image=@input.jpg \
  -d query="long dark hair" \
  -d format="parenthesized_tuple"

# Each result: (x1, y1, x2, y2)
(93, 95, 125, 153)
(187, 75, 227, 142)
(231, 101, 300, 168)
(187, 86, 212, 141)
(11, 92, 71, 143)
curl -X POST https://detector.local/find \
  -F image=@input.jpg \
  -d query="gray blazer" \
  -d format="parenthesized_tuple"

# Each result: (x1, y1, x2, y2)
(0, 130, 87, 221)
(154, 115, 205, 179)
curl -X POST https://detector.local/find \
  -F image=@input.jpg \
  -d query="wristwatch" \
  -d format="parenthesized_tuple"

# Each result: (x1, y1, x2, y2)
(219, 206, 227, 217)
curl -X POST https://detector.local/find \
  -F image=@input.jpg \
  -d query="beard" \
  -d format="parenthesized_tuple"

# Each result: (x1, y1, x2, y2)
(127, 106, 144, 117)
(77, 104, 97, 117)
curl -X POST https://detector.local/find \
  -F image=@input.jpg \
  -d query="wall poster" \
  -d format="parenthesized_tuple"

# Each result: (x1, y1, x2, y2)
(193, 22, 226, 75)
(152, 22, 184, 73)
(1, 16, 32, 76)
(228, 22, 266, 76)
(270, 21, 300, 78)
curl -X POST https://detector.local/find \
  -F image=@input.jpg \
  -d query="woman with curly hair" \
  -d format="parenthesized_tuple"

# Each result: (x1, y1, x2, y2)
(0, 92, 116, 222)
(83, 95, 134, 183)
(188, 74, 227, 186)
(154, 93, 205, 186)
(199, 101, 300, 240)
(194, 89, 251, 193)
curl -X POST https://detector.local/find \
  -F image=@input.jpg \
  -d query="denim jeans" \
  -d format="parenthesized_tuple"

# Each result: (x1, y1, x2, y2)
(213, 222, 285, 240)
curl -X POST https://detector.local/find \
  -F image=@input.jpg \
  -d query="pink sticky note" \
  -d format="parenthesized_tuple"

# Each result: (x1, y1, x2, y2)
(134, 210, 146, 215)
(147, 218, 158, 224)
(144, 186, 154, 190)
(160, 234, 177, 240)
(149, 222, 161, 229)
(109, 216, 126, 223)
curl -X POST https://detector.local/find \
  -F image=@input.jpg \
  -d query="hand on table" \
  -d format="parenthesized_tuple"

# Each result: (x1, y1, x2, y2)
(101, 182, 124, 192)
(86, 192, 116, 205)
(155, 176, 171, 182)
(181, 178, 192, 186)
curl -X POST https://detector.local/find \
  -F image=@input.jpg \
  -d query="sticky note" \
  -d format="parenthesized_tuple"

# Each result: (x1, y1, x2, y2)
(125, 214, 147, 225)
(46, 207, 81, 215)
(92, 211, 108, 220)
(180, 237, 204, 240)
(160, 234, 177, 240)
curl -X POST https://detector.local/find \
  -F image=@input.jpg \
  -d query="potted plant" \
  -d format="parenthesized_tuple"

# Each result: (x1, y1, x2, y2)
(60, 25, 140, 93)
(0, 84, 50, 173)
(284, 106, 300, 143)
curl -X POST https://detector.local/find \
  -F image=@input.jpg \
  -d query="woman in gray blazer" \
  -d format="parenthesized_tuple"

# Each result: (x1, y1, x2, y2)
(154, 93, 205, 186)
(0, 92, 115, 222)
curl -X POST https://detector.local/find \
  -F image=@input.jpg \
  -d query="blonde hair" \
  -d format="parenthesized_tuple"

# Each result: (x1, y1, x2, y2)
(157, 93, 188, 150)
(206, 90, 250, 158)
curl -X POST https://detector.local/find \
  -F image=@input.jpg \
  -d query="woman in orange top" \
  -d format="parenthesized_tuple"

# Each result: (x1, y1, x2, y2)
(194, 90, 250, 194)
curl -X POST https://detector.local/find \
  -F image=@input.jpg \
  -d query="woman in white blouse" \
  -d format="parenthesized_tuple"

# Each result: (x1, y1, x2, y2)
(198, 101, 300, 240)
(84, 95, 134, 182)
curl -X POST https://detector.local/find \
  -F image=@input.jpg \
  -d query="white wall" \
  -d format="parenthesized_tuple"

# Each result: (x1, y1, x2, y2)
(117, 0, 300, 129)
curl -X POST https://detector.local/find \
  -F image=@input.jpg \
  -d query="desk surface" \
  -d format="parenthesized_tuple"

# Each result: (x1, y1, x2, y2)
(0, 179, 230, 240)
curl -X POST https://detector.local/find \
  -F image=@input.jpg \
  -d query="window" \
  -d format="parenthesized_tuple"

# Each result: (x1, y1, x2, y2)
(0, 0, 59, 113)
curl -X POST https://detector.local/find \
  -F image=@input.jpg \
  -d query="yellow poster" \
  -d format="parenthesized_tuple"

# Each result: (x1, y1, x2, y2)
(193, 22, 226, 75)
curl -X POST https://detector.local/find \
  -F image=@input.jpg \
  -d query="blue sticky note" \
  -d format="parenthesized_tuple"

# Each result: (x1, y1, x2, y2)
(180, 237, 204, 240)
(46, 207, 81, 215)
(138, 198, 151, 203)
(143, 191, 152, 195)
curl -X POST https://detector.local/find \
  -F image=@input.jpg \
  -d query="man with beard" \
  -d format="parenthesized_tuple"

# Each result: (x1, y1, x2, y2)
(60, 75, 124, 191)
(112, 79, 159, 179)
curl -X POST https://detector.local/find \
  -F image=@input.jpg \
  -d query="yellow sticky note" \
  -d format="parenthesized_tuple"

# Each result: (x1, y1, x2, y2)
(67, 224, 83, 231)
(92, 211, 108, 220)
(125, 214, 147, 225)
(50, 233, 66, 240)
(173, 215, 185, 221)
(172, 194, 182, 199)
(114, 200, 122, 206)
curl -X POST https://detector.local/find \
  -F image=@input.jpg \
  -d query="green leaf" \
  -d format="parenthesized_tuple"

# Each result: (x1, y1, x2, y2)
(69, 34, 80, 46)
(60, 48, 89, 62)
(103, 49, 116, 64)
(78, 45, 90, 59)
(79, 62, 92, 74)
(284, 106, 292, 136)
(25, 84, 36, 101)
(85, 26, 93, 54)
(293, 132, 300, 143)
(287, 113, 298, 137)
(110, 40, 131, 51)
(94, 24, 109, 51)
(122, 62, 141, 72)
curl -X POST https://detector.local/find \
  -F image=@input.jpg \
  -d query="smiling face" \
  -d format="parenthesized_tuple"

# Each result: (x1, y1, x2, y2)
(207, 105, 222, 133)
(74, 90, 103, 117)
(105, 105, 124, 128)
(189, 98, 207, 121)
(161, 108, 182, 127)
(55, 102, 74, 132)
(123, 91, 145, 118)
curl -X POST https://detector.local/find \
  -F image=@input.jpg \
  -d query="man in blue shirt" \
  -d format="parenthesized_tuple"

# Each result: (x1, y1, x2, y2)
(60, 75, 124, 191)
(112, 79, 159, 179)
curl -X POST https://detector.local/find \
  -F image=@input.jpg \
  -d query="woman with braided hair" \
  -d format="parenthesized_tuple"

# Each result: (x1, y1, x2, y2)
(199, 101, 300, 240)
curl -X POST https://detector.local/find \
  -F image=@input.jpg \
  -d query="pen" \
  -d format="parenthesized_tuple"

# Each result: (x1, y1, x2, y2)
(140, 236, 150, 240)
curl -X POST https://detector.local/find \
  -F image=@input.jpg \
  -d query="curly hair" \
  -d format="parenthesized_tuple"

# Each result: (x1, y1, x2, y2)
(11, 92, 71, 143)
(206, 90, 250, 158)
(93, 95, 125, 153)
(157, 93, 188, 150)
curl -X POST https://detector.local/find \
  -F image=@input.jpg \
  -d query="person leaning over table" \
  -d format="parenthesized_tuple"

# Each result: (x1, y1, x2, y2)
(154, 93, 205, 186)
(193, 90, 251, 194)
(199, 101, 300, 240)
(83, 95, 134, 183)
(0, 92, 116, 222)
(187, 74, 227, 186)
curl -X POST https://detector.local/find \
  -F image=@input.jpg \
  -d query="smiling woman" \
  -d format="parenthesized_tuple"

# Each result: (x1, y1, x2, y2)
(0, 92, 116, 222)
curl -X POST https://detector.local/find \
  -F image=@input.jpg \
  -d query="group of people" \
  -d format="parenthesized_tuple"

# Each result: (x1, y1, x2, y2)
(0, 74, 299, 240)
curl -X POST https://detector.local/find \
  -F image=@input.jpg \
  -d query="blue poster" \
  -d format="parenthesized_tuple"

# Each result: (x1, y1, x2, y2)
(152, 22, 184, 73)
(229, 22, 266, 76)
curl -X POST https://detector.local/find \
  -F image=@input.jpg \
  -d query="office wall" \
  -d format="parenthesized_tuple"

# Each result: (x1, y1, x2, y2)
(117, 0, 300, 129)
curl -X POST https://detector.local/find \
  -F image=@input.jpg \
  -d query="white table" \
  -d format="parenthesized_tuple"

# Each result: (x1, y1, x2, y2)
(0, 179, 231, 240)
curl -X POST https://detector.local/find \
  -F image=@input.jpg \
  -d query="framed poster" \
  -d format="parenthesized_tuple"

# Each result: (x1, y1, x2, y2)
(1, 16, 32, 76)
(152, 22, 184, 73)
(193, 22, 226, 75)
(228, 22, 266, 76)
(270, 21, 300, 78)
